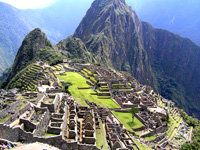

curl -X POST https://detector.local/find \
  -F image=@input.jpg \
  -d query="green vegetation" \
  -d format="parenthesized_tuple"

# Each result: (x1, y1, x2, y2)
(136, 90, 143, 94)
(36, 47, 66, 66)
(180, 110, 200, 149)
(57, 72, 119, 108)
(166, 113, 182, 140)
(5, 63, 45, 91)
(112, 84, 130, 89)
(0, 114, 11, 123)
(96, 120, 109, 150)
(133, 138, 151, 150)
(83, 69, 93, 75)
(62, 82, 72, 93)
(43, 133, 58, 137)
(57, 37, 94, 64)
(129, 107, 139, 123)
(144, 136, 156, 141)
(112, 111, 144, 132)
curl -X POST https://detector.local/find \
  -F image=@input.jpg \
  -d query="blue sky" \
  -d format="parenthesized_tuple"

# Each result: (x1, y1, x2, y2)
(0, 0, 60, 9)
(0, 0, 141, 10)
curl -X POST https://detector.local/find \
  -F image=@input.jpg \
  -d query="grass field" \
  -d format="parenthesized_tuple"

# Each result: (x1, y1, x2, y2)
(96, 120, 109, 150)
(112, 111, 144, 132)
(144, 135, 157, 141)
(43, 133, 58, 137)
(57, 72, 119, 108)
(134, 138, 151, 150)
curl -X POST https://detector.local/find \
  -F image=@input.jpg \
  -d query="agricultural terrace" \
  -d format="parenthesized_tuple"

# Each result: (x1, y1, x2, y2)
(56, 72, 119, 108)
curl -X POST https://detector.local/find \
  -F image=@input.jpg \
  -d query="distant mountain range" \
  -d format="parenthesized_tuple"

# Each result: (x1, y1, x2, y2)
(0, 0, 90, 74)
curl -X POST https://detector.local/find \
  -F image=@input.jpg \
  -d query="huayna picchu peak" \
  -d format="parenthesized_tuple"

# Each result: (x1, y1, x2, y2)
(11, 28, 52, 73)
(0, 0, 199, 149)
(1, 28, 54, 89)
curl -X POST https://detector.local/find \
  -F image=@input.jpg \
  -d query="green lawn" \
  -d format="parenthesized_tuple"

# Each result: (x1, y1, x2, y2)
(96, 120, 109, 150)
(134, 138, 152, 150)
(43, 133, 58, 137)
(57, 72, 119, 108)
(112, 111, 144, 132)
(144, 135, 157, 141)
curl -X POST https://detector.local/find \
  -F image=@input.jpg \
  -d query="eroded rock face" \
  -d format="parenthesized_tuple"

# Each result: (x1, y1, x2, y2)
(74, 0, 200, 118)
(74, 0, 155, 87)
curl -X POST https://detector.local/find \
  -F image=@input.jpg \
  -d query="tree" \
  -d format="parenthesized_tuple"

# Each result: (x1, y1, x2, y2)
(129, 107, 139, 123)
(62, 82, 72, 93)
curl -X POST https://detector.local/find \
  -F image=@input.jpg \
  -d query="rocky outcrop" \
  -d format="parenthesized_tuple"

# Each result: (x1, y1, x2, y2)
(57, 37, 94, 63)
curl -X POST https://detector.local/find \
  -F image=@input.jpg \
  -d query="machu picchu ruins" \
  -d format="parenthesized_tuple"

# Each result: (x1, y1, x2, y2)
(0, 61, 193, 150)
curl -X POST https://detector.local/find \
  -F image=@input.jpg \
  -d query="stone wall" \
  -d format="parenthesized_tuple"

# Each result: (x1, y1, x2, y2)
(46, 89, 63, 93)
(5, 103, 31, 124)
(0, 101, 21, 119)
(53, 94, 59, 112)
(41, 102, 55, 112)
(33, 94, 45, 105)
(135, 113, 146, 126)
(47, 126, 62, 135)
(79, 144, 99, 150)
(41, 94, 59, 113)
(141, 126, 168, 138)
(0, 124, 99, 150)
(133, 126, 146, 132)
(0, 124, 19, 142)
(151, 133, 166, 143)
(111, 108, 131, 113)
(61, 106, 68, 138)
(20, 118, 36, 132)
(33, 110, 51, 137)
(97, 93, 110, 96)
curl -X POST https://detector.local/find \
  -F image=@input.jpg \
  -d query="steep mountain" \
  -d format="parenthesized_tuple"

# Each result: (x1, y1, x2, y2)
(141, 22, 200, 118)
(74, 0, 156, 87)
(57, 37, 94, 63)
(1, 29, 94, 89)
(1, 28, 53, 88)
(0, 1, 90, 75)
(131, 0, 200, 45)
(73, 0, 200, 118)
(1, 0, 200, 74)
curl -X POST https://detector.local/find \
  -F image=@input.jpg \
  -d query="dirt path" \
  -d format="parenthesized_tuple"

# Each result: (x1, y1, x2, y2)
(13, 142, 60, 150)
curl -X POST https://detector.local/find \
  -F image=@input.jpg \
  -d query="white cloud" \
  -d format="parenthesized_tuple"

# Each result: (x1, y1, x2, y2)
(0, 0, 59, 9)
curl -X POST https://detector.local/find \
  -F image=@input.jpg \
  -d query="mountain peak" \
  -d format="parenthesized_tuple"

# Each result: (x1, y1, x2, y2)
(91, 0, 128, 12)
(6, 28, 52, 83)
(74, 0, 152, 86)
(30, 28, 42, 33)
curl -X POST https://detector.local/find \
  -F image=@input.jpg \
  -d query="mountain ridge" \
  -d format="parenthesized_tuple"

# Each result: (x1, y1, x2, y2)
(73, 0, 200, 119)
